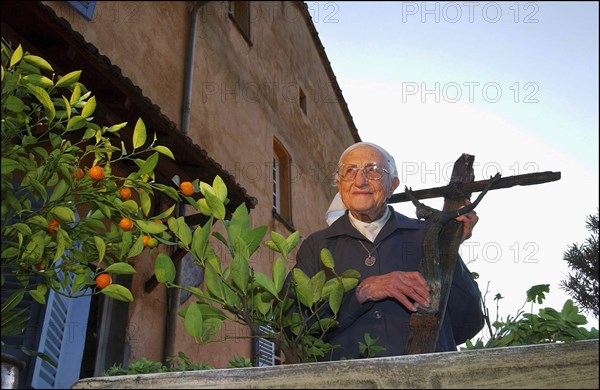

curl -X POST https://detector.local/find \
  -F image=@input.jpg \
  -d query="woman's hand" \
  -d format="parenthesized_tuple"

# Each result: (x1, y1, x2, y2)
(456, 199, 479, 242)
(355, 271, 431, 311)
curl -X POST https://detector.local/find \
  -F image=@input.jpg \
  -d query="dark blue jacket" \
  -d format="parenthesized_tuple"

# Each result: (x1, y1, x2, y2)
(293, 206, 484, 360)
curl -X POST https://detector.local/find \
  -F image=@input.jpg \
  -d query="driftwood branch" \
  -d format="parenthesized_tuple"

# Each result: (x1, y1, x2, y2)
(389, 171, 561, 204)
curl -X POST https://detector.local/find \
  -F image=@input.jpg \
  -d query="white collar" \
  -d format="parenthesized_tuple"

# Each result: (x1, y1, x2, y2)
(348, 207, 391, 242)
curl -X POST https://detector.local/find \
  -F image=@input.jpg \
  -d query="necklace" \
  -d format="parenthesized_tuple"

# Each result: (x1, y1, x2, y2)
(358, 240, 382, 267)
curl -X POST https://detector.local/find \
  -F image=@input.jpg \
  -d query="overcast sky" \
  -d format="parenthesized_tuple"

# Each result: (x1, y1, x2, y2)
(309, 1, 599, 334)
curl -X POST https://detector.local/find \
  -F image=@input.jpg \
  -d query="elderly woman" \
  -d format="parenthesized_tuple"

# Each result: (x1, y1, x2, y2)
(293, 142, 484, 360)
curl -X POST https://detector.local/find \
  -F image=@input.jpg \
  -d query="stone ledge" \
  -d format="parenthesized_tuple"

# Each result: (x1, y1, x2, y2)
(72, 339, 599, 389)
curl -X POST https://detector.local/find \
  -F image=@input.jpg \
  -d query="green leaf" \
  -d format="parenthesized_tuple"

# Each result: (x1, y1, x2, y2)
(328, 280, 344, 315)
(253, 292, 273, 315)
(127, 235, 145, 258)
(204, 262, 225, 300)
(196, 198, 212, 217)
(320, 247, 335, 269)
(51, 206, 76, 223)
(155, 253, 176, 284)
(139, 188, 151, 217)
(121, 199, 140, 214)
(23, 54, 54, 71)
(176, 217, 192, 247)
(70, 83, 81, 105)
(81, 95, 96, 118)
(254, 271, 278, 298)
(106, 122, 128, 133)
(66, 115, 87, 131)
(95, 236, 106, 263)
(205, 191, 225, 220)
(231, 249, 249, 292)
(101, 284, 134, 302)
(1, 158, 20, 174)
(23, 74, 54, 88)
(105, 263, 137, 275)
(212, 175, 228, 203)
(48, 179, 69, 203)
(227, 203, 249, 244)
(184, 302, 204, 343)
(341, 276, 359, 292)
(9, 44, 23, 67)
(272, 257, 286, 293)
(310, 271, 326, 303)
(269, 231, 287, 256)
(526, 284, 550, 304)
(55, 70, 82, 88)
(292, 268, 313, 307)
(191, 218, 212, 261)
(133, 118, 147, 149)
(152, 203, 176, 220)
(137, 152, 159, 177)
(285, 231, 301, 252)
(30, 284, 48, 305)
(1, 291, 25, 314)
(137, 220, 168, 234)
(153, 145, 175, 160)
(25, 84, 55, 121)
(3, 96, 28, 113)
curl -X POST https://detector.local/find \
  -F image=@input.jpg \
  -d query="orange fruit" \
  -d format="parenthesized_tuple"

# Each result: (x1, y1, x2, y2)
(119, 217, 133, 231)
(153, 219, 163, 225)
(88, 165, 105, 181)
(119, 187, 132, 200)
(48, 219, 60, 234)
(179, 181, 194, 196)
(74, 167, 84, 180)
(35, 262, 46, 271)
(95, 273, 112, 289)
(142, 235, 150, 247)
(147, 237, 158, 249)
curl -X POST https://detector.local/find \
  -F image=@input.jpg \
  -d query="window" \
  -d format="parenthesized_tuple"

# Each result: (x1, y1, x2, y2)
(273, 138, 292, 226)
(299, 87, 307, 115)
(67, 1, 96, 21)
(228, 1, 251, 43)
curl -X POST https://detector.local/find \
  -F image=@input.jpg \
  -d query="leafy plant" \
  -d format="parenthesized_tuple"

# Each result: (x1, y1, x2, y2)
(102, 352, 253, 376)
(358, 333, 386, 359)
(1, 39, 178, 359)
(463, 283, 599, 350)
(153, 177, 361, 364)
(228, 355, 253, 368)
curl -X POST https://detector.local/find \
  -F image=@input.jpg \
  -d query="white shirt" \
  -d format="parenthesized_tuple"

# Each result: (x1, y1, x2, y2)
(348, 206, 391, 242)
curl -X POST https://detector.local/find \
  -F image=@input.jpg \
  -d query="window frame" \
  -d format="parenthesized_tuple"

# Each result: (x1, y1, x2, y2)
(272, 138, 293, 228)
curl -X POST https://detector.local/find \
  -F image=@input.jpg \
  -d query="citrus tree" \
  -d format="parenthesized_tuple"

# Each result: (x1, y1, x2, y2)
(2, 38, 361, 366)
(1, 38, 180, 358)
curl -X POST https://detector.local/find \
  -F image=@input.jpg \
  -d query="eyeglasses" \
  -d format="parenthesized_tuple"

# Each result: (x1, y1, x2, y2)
(337, 163, 390, 181)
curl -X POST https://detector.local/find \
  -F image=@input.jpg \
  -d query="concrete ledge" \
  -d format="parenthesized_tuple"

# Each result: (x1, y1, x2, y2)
(72, 339, 599, 389)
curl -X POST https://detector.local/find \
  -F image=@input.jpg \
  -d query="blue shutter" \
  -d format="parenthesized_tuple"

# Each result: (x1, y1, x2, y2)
(30, 269, 91, 389)
(67, 1, 96, 20)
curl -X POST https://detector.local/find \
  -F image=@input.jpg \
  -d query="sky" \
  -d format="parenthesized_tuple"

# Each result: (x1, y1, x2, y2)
(309, 1, 599, 335)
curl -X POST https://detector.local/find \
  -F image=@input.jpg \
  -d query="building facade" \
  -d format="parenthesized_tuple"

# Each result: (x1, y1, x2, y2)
(1, 0, 360, 387)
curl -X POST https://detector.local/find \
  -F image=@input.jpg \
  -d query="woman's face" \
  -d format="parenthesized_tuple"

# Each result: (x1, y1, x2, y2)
(336, 145, 399, 222)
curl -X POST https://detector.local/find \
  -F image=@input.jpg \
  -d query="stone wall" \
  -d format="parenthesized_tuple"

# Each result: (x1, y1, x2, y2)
(72, 339, 599, 389)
